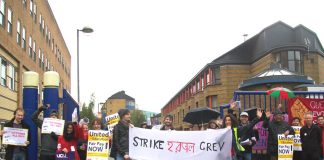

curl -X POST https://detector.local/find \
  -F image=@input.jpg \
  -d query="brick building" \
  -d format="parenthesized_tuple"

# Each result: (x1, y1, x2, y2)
(103, 91, 135, 115)
(161, 21, 324, 130)
(0, 0, 71, 120)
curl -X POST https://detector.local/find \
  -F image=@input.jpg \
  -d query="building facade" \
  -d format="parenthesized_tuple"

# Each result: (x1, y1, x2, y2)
(161, 21, 324, 130)
(0, 0, 71, 120)
(103, 91, 135, 115)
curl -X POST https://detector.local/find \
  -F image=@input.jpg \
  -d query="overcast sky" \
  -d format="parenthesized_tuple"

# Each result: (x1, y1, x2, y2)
(48, 0, 324, 113)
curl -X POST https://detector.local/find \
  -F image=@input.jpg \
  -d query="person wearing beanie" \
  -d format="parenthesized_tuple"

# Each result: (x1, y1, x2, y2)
(110, 108, 132, 160)
(263, 105, 294, 160)
(160, 115, 174, 131)
(32, 105, 59, 160)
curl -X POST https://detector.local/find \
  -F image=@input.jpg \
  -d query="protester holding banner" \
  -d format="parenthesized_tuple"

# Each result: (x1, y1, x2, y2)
(160, 115, 175, 131)
(223, 113, 243, 160)
(263, 106, 294, 160)
(32, 105, 59, 160)
(1, 108, 30, 160)
(57, 122, 85, 160)
(291, 117, 302, 160)
(300, 112, 322, 160)
(317, 115, 324, 160)
(110, 109, 132, 160)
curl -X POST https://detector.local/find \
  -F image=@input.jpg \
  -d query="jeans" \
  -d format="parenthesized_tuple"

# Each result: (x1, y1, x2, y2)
(12, 152, 26, 160)
(116, 153, 124, 160)
(239, 152, 252, 160)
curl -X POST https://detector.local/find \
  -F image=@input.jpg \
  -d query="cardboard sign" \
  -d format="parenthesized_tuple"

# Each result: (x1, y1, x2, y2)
(42, 118, 65, 135)
(105, 113, 120, 136)
(2, 127, 28, 146)
(292, 126, 302, 151)
(278, 134, 294, 160)
(129, 127, 232, 160)
(86, 130, 110, 159)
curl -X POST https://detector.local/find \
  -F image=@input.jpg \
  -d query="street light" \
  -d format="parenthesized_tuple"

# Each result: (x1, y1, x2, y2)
(77, 26, 94, 103)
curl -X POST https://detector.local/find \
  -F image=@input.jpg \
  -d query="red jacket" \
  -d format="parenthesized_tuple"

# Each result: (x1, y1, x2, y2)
(57, 123, 86, 160)
(318, 124, 324, 156)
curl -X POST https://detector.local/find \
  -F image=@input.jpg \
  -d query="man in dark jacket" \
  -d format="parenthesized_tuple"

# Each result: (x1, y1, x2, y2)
(110, 109, 131, 160)
(32, 105, 59, 160)
(0, 108, 30, 160)
(263, 108, 294, 160)
(237, 111, 258, 160)
(300, 112, 322, 160)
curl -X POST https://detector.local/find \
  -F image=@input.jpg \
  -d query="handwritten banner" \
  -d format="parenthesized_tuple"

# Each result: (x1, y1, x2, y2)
(288, 97, 324, 125)
(2, 127, 28, 146)
(278, 134, 294, 160)
(129, 127, 232, 160)
(105, 113, 120, 136)
(86, 130, 110, 159)
(292, 126, 302, 151)
(42, 118, 65, 135)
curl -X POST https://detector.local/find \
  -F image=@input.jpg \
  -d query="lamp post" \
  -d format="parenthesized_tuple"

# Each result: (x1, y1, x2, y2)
(77, 27, 93, 103)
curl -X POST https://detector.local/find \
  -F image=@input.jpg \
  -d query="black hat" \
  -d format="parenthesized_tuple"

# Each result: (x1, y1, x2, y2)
(273, 109, 283, 116)
(118, 108, 130, 118)
(49, 109, 58, 117)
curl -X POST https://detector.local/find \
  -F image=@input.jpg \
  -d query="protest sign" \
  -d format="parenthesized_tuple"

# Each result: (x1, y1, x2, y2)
(2, 127, 28, 146)
(86, 130, 110, 160)
(129, 127, 232, 160)
(252, 121, 268, 152)
(105, 113, 119, 136)
(42, 118, 65, 135)
(288, 97, 324, 125)
(56, 151, 75, 160)
(292, 126, 302, 151)
(278, 134, 294, 160)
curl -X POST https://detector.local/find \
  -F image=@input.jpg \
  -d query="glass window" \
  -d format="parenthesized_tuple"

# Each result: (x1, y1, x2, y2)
(33, 41, 36, 61)
(0, 57, 6, 86)
(295, 51, 301, 60)
(213, 67, 221, 84)
(38, 49, 41, 68)
(29, 0, 33, 15)
(33, 3, 37, 22)
(7, 8, 12, 33)
(8, 64, 15, 90)
(277, 50, 304, 74)
(0, 0, 5, 26)
(16, 20, 21, 44)
(22, 27, 26, 49)
(22, 0, 26, 7)
(39, 14, 42, 30)
(288, 51, 294, 60)
(29, 36, 32, 57)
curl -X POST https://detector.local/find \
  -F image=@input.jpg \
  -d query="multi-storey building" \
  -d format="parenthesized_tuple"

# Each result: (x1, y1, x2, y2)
(162, 21, 324, 129)
(0, 0, 71, 120)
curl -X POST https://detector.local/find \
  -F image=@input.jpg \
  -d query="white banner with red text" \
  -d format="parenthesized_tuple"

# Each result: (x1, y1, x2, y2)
(129, 127, 232, 160)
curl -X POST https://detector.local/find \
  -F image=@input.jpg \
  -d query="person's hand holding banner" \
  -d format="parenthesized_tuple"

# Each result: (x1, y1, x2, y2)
(2, 127, 28, 146)
(42, 118, 65, 135)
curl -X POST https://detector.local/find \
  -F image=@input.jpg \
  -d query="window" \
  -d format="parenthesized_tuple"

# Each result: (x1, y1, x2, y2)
(28, 36, 32, 57)
(33, 41, 36, 61)
(196, 79, 200, 91)
(33, 3, 36, 22)
(45, 25, 48, 41)
(16, 20, 21, 44)
(213, 67, 221, 84)
(41, 52, 44, 70)
(7, 8, 12, 34)
(22, 27, 26, 49)
(0, 0, 5, 26)
(22, 0, 26, 7)
(51, 39, 54, 51)
(0, 57, 6, 86)
(48, 32, 51, 44)
(38, 49, 41, 68)
(29, 0, 33, 15)
(39, 14, 42, 31)
(8, 64, 15, 90)
(276, 50, 304, 74)
(42, 19, 44, 35)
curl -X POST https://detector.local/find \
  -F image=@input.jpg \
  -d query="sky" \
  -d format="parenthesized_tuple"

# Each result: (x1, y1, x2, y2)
(47, 0, 324, 113)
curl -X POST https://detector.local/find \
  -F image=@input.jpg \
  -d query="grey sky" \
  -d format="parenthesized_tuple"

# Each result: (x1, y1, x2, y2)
(48, 0, 324, 113)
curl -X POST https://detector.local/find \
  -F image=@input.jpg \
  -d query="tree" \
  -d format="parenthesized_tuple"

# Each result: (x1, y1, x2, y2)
(80, 93, 96, 128)
(131, 109, 146, 127)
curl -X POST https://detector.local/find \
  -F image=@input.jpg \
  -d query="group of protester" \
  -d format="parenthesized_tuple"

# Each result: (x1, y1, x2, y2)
(0, 103, 323, 160)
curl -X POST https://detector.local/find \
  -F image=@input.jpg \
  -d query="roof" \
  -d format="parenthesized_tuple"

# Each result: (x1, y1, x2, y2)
(240, 63, 314, 89)
(108, 91, 135, 101)
(212, 21, 324, 65)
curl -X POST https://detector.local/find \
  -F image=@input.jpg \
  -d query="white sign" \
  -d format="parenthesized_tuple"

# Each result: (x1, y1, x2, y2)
(129, 127, 232, 160)
(105, 113, 119, 136)
(278, 134, 294, 160)
(41, 118, 65, 135)
(87, 130, 110, 160)
(2, 127, 28, 146)
(292, 126, 302, 151)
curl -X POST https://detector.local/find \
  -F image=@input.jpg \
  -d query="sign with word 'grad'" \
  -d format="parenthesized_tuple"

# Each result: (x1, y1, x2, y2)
(87, 130, 110, 160)
(129, 127, 232, 160)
